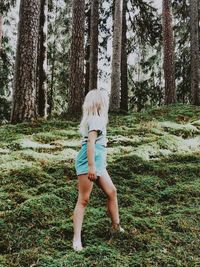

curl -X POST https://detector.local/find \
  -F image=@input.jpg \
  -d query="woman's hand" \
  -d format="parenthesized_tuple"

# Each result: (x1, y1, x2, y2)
(88, 165, 97, 181)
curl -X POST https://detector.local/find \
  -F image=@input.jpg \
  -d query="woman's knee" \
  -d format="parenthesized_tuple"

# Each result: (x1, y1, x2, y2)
(107, 186, 117, 199)
(78, 196, 90, 207)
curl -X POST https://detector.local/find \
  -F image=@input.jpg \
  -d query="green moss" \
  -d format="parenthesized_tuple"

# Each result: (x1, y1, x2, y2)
(0, 105, 200, 266)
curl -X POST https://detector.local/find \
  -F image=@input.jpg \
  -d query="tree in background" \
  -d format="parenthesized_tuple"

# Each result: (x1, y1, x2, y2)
(85, 5, 91, 96)
(37, 0, 48, 119)
(173, 0, 191, 103)
(128, 0, 162, 111)
(48, 0, 58, 118)
(162, 0, 177, 105)
(11, 0, 40, 123)
(189, 0, 200, 105)
(110, 0, 123, 112)
(0, 13, 12, 123)
(68, 0, 85, 114)
(0, 0, 17, 123)
(0, 14, 2, 51)
(47, 0, 72, 118)
(120, 0, 128, 111)
(89, 0, 99, 91)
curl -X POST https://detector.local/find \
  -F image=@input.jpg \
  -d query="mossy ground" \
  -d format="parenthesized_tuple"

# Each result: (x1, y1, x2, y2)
(0, 103, 200, 267)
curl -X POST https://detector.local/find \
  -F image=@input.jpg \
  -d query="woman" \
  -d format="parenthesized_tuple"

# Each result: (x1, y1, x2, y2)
(72, 89, 124, 251)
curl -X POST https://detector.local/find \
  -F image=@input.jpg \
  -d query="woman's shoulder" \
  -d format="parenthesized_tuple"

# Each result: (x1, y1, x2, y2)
(88, 115, 106, 131)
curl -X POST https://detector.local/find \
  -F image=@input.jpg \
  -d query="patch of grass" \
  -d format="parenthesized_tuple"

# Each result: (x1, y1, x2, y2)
(0, 104, 200, 266)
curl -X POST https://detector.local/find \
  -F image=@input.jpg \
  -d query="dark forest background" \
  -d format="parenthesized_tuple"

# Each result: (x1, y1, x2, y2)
(0, 0, 199, 124)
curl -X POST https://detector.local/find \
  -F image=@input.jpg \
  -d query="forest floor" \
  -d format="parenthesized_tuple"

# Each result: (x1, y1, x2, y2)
(0, 103, 200, 267)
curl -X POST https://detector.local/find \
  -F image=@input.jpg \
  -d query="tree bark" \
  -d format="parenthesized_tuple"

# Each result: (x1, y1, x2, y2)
(48, 0, 58, 119)
(110, 0, 123, 112)
(0, 14, 2, 51)
(190, 0, 200, 105)
(11, 0, 40, 123)
(85, 7, 91, 96)
(120, 0, 128, 111)
(68, 0, 85, 114)
(37, 0, 48, 119)
(162, 0, 177, 105)
(89, 0, 99, 91)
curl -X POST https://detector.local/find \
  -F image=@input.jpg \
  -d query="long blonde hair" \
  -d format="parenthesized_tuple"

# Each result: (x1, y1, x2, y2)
(79, 89, 109, 135)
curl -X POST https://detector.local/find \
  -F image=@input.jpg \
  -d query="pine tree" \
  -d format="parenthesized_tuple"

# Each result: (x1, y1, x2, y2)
(190, 0, 200, 105)
(120, 0, 128, 111)
(11, 0, 40, 123)
(110, 0, 123, 112)
(68, 0, 85, 114)
(0, 14, 2, 51)
(89, 0, 99, 91)
(85, 6, 91, 96)
(162, 0, 177, 105)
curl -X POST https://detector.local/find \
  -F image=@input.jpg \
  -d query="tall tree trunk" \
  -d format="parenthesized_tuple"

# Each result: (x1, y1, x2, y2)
(85, 7, 91, 96)
(11, 0, 40, 123)
(37, 0, 48, 119)
(110, 0, 123, 112)
(49, 53, 55, 118)
(48, 0, 58, 119)
(120, 0, 128, 111)
(68, 0, 85, 114)
(190, 0, 200, 105)
(162, 0, 177, 105)
(0, 14, 2, 51)
(89, 0, 99, 91)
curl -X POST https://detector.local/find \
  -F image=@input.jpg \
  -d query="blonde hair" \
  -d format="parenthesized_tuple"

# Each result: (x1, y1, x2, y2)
(79, 89, 109, 135)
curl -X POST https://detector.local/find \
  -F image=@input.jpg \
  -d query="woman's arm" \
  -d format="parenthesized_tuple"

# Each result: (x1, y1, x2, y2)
(87, 130, 98, 181)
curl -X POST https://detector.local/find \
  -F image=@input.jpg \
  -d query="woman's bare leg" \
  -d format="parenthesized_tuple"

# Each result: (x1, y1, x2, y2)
(98, 169, 120, 226)
(73, 174, 93, 244)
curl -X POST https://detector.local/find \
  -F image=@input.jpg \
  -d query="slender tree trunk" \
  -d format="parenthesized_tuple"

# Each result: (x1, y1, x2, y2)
(110, 0, 123, 112)
(49, 0, 58, 118)
(190, 0, 200, 105)
(162, 0, 177, 105)
(11, 0, 40, 123)
(49, 54, 55, 118)
(37, 0, 48, 118)
(89, 0, 99, 91)
(120, 0, 128, 111)
(68, 0, 85, 114)
(85, 8, 91, 96)
(0, 14, 2, 51)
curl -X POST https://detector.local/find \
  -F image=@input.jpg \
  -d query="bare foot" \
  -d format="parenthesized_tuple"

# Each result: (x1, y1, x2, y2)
(112, 223, 125, 233)
(72, 239, 83, 251)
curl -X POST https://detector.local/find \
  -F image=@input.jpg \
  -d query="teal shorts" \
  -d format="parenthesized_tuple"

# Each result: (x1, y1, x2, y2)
(75, 144, 107, 177)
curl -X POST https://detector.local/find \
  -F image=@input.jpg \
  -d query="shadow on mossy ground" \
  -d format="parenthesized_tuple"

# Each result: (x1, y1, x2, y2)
(0, 104, 200, 266)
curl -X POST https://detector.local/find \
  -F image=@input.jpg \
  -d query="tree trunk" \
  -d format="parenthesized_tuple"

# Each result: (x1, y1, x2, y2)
(37, 0, 48, 119)
(120, 0, 128, 111)
(49, 53, 55, 118)
(85, 7, 91, 96)
(162, 0, 177, 105)
(68, 0, 85, 114)
(11, 0, 40, 123)
(48, 0, 58, 119)
(89, 0, 99, 91)
(0, 14, 2, 51)
(190, 0, 200, 105)
(110, 0, 123, 112)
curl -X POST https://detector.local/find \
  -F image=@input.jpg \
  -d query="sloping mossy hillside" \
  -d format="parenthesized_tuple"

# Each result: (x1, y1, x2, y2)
(0, 103, 200, 267)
